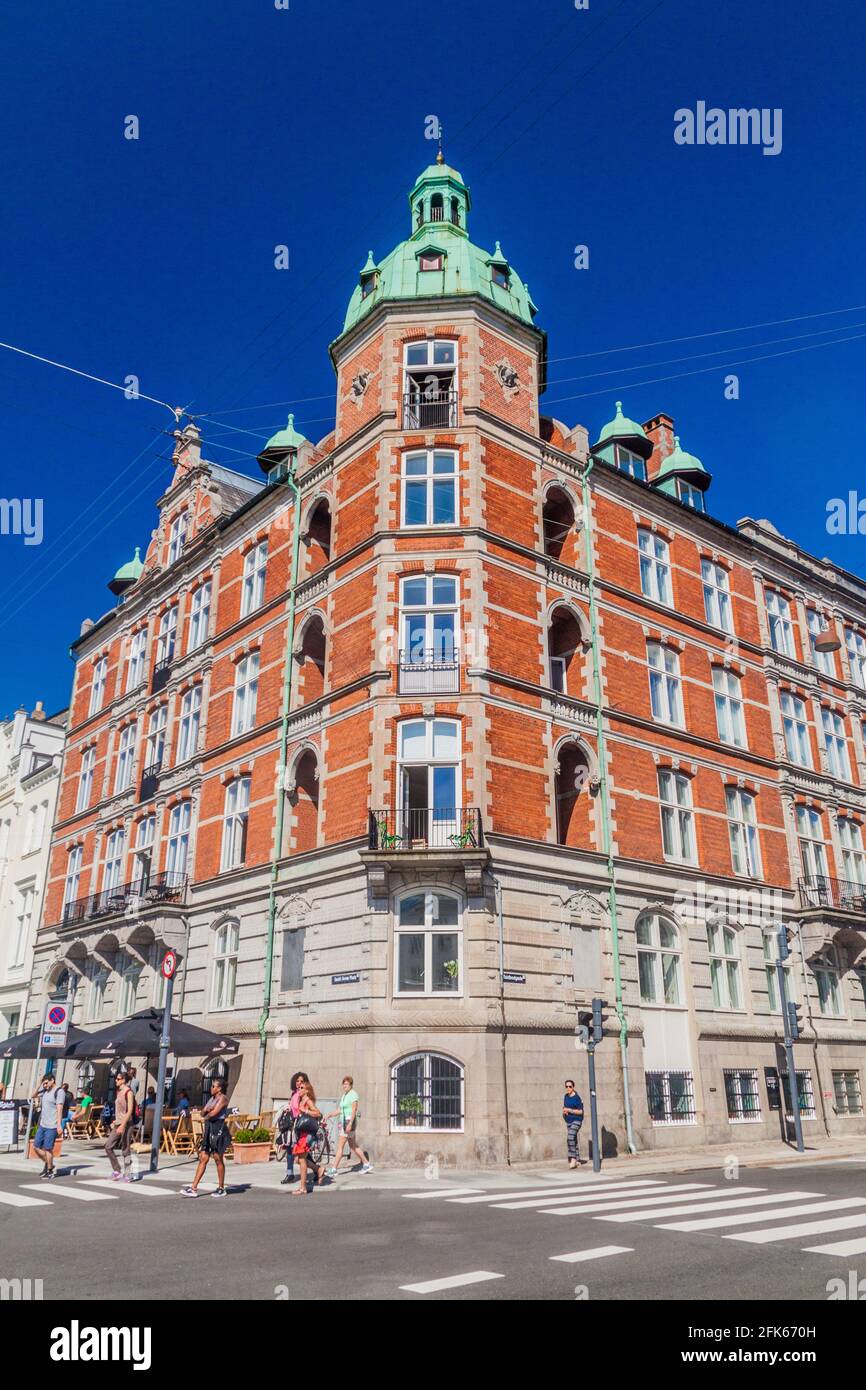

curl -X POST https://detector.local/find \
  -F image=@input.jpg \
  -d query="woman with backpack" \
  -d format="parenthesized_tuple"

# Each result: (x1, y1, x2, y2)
(278, 1071, 307, 1185)
(292, 1077, 325, 1196)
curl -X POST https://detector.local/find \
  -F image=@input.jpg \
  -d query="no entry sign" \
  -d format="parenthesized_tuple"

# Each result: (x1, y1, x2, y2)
(161, 950, 178, 980)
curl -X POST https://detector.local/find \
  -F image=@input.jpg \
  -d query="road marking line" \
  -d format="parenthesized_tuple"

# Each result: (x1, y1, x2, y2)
(400, 1271, 505, 1294)
(728, 1213, 866, 1244)
(403, 1188, 484, 1200)
(545, 1186, 766, 1218)
(498, 1182, 707, 1211)
(450, 1179, 665, 1205)
(0, 1190, 51, 1206)
(658, 1196, 855, 1231)
(805, 1236, 866, 1256)
(81, 1179, 176, 1196)
(550, 1245, 633, 1263)
(20, 1183, 115, 1202)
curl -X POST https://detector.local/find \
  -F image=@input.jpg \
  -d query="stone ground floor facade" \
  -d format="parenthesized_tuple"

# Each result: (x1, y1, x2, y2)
(25, 834, 866, 1162)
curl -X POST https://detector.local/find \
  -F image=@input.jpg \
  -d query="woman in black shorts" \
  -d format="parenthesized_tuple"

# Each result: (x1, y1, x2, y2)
(181, 1078, 231, 1198)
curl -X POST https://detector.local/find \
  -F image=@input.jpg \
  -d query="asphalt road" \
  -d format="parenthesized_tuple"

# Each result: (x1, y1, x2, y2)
(1, 1157, 865, 1302)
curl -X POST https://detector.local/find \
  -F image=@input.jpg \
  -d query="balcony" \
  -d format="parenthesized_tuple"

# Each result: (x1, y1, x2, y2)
(363, 807, 486, 894)
(151, 657, 173, 693)
(799, 875, 866, 916)
(58, 871, 187, 929)
(402, 390, 457, 430)
(398, 649, 460, 695)
(139, 760, 162, 801)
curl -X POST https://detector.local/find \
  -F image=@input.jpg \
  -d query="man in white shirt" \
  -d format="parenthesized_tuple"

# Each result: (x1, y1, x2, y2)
(31, 1075, 68, 1180)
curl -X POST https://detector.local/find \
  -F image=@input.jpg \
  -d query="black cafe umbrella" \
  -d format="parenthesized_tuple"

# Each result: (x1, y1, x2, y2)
(65, 1007, 239, 1060)
(0, 1024, 93, 1060)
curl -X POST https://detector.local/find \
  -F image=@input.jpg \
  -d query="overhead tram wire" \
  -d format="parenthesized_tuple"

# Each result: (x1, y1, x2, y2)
(0, 340, 184, 420)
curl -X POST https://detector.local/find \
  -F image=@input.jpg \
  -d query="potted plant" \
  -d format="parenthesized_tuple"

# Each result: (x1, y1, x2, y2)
(398, 1095, 423, 1127)
(230, 1126, 273, 1163)
(27, 1124, 63, 1160)
(442, 960, 459, 988)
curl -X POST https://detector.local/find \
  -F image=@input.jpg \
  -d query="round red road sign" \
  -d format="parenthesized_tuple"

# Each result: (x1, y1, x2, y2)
(161, 950, 177, 980)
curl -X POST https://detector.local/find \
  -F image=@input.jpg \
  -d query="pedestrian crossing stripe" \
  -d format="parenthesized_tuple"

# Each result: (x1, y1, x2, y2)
(452, 1178, 666, 1206)
(80, 1179, 177, 1196)
(728, 1212, 866, 1244)
(550, 1246, 633, 1263)
(498, 1182, 708, 1211)
(805, 1235, 866, 1256)
(0, 1190, 50, 1207)
(659, 1196, 864, 1231)
(19, 1183, 114, 1201)
(544, 1186, 767, 1218)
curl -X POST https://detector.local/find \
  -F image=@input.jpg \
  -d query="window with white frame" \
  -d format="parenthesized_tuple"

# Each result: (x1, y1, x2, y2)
(402, 450, 457, 527)
(701, 559, 733, 633)
(86, 966, 107, 1023)
(126, 629, 147, 691)
(726, 786, 762, 877)
(713, 667, 747, 747)
(397, 717, 460, 844)
(708, 922, 742, 1009)
(636, 912, 682, 1005)
(390, 1052, 464, 1132)
(724, 1068, 761, 1121)
(645, 1070, 696, 1124)
(168, 512, 188, 564)
(845, 627, 866, 690)
(781, 1070, 815, 1120)
(212, 920, 239, 1010)
(63, 846, 83, 908)
(131, 815, 155, 890)
(188, 581, 212, 651)
(166, 801, 192, 878)
(9, 885, 34, 970)
(403, 340, 457, 430)
(114, 723, 137, 793)
(22, 804, 39, 855)
(766, 590, 796, 657)
(647, 642, 683, 725)
(763, 929, 788, 1012)
(89, 657, 107, 715)
(797, 805, 828, 883)
(394, 889, 461, 997)
(232, 652, 260, 736)
(400, 574, 458, 666)
(839, 818, 866, 887)
(832, 1070, 863, 1116)
(807, 609, 836, 675)
(638, 529, 671, 605)
(156, 607, 178, 666)
(144, 705, 167, 770)
(615, 444, 647, 481)
(241, 541, 268, 617)
(677, 479, 705, 512)
(176, 686, 202, 763)
(221, 777, 250, 871)
(658, 769, 696, 864)
(117, 955, 141, 1018)
(780, 691, 811, 767)
(821, 707, 851, 781)
(102, 828, 125, 891)
(815, 950, 845, 1018)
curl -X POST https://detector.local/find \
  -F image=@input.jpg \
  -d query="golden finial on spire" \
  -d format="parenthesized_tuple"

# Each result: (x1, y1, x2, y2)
(436, 127, 444, 164)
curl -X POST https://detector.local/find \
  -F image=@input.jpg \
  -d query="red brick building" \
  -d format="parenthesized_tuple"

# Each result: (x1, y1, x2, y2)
(30, 158, 866, 1160)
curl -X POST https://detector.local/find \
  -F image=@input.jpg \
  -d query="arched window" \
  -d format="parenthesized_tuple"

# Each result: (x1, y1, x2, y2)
(542, 486, 577, 563)
(390, 1052, 464, 1131)
(306, 499, 332, 572)
(287, 749, 319, 855)
(394, 888, 461, 996)
(450, 197, 460, 226)
(297, 614, 326, 705)
(554, 742, 591, 846)
(430, 193, 444, 222)
(548, 605, 583, 694)
(636, 912, 682, 1005)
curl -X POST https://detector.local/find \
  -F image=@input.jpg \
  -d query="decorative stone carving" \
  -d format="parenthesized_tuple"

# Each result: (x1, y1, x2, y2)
(562, 890, 607, 924)
(494, 360, 520, 400)
(349, 369, 372, 405)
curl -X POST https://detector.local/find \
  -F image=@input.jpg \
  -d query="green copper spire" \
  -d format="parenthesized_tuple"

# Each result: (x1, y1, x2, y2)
(257, 413, 308, 475)
(592, 401, 653, 461)
(108, 545, 143, 596)
(654, 434, 708, 482)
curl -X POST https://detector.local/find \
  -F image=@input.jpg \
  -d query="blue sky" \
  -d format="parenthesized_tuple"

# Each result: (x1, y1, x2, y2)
(1, 0, 864, 714)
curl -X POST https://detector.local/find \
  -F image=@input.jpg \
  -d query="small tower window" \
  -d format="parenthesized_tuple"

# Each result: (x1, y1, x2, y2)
(416, 201, 424, 229)
(360, 272, 377, 300)
(677, 479, 705, 512)
(450, 197, 460, 227)
(615, 445, 647, 481)
(430, 193, 444, 223)
(419, 252, 443, 272)
(491, 265, 509, 289)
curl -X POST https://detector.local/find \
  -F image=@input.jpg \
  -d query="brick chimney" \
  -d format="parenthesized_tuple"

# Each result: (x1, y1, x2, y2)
(644, 413, 675, 482)
(31, 700, 46, 721)
(172, 421, 203, 477)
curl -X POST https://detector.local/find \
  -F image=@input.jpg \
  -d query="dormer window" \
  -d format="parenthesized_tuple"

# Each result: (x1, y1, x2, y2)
(615, 445, 647, 481)
(419, 252, 443, 272)
(491, 265, 509, 289)
(677, 479, 705, 512)
(360, 272, 377, 300)
(168, 512, 188, 564)
(403, 340, 457, 429)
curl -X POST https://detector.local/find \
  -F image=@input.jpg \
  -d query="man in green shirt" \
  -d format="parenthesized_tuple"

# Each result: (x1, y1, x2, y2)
(325, 1076, 373, 1177)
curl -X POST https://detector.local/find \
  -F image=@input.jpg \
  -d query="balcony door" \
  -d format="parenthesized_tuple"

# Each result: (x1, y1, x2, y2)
(398, 718, 460, 847)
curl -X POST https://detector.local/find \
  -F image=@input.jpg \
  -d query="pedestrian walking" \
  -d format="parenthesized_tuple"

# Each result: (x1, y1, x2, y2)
(31, 1075, 68, 1179)
(562, 1079, 586, 1168)
(325, 1076, 373, 1177)
(180, 1079, 231, 1198)
(104, 1073, 136, 1181)
(292, 1078, 325, 1196)
(279, 1071, 307, 1185)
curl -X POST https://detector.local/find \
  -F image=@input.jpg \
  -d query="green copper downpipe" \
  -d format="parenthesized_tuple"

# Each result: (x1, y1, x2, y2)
(581, 457, 637, 1154)
(255, 455, 302, 1113)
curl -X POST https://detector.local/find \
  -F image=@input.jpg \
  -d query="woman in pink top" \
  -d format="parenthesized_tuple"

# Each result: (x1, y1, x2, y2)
(279, 1071, 308, 1186)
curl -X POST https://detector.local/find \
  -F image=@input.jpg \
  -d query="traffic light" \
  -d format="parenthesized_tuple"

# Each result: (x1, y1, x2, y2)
(776, 923, 796, 961)
(786, 1000, 804, 1041)
(576, 1010, 592, 1046)
(592, 997, 611, 1045)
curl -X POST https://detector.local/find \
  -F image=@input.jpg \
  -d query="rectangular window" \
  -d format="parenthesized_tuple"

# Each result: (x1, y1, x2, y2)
(780, 691, 812, 767)
(402, 450, 457, 527)
(168, 512, 188, 564)
(647, 642, 683, 725)
(713, 667, 747, 747)
(403, 341, 457, 429)
(638, 529, 671, 605)
(9, 886, 34, 970)
(63, 846, 83, 909)
(724, 1068, 761, 1121)
(89, 657, 107, 716)
(144, 705, 167, 770)
(678, 479, 704, 511)
(781, 1070, 815, 1121)
(701, 560, 733, 633)
(797, 805, 828, 883)
(726, 786, 762, 877)
(241, 541, 268, 617)
(616, 445, 647, 481)
(708, 923, 742, 1009)
(845, 628, 866, 690)
(839, 818, 866, 889)
(114, 723, 137, 794)
(176, 686, 202, 763)
(156, 607, 178, 666)
(645, 1071, 696, 1125)
(118, 957, 141, 1018)
(131, 814, 155, 890)
(832, 1070, 863, 1116)
(763, 929, 787, 1012)
(126, 629, 147, 692)
(815, 958, 844, 1017)
(658, 769, 696, 864)
(280, 927, 306, 992)
(395, 890, 461, 997)
(821, 707, 851, 781)
(188, 581, 212, 651)
(232, 653, 260, 736)
(212, 920, 239, 1009)
(221, 777, 250, 871)
(86, 968, 107, 1023)
(766, 590, 796, 657)
(807, 609, 836, 676)
(166, 801, 192, 878)
(102, 829, 125, 892)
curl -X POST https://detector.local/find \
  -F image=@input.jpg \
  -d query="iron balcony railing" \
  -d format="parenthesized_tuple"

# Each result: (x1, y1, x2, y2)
(151, 656, 173, 693)
(139, 759, 162, 801)
(58, 871, 187, 928)
(402, 390, 457, 430)
(368, 807, 482, 852)
(398, 649, 460, 694)
(799, 874, 866, 915)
